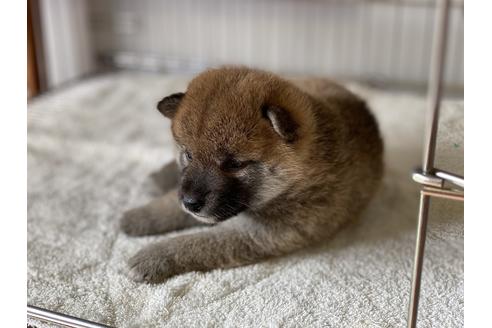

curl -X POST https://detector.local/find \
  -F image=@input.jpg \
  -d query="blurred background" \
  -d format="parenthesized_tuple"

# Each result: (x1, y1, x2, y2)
(27, 0, 463, 99)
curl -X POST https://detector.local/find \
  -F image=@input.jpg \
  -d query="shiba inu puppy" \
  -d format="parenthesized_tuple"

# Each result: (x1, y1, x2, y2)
(121, 67, 383, 283)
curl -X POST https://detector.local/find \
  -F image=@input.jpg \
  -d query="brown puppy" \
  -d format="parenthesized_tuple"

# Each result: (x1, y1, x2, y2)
(121, 67, 383, 283)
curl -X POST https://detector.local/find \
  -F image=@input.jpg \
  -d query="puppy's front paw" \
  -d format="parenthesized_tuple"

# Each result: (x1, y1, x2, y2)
(120, 206, 154, 236)
(128, 245, 175, 283)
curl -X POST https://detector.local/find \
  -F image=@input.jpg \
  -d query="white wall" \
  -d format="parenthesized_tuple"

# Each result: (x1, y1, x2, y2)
(40, 0, 95, 89)
(88, 0, 463, 91)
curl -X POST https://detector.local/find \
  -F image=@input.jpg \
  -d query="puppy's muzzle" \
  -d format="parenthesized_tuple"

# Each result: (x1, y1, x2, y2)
(181, 193, 205, 213)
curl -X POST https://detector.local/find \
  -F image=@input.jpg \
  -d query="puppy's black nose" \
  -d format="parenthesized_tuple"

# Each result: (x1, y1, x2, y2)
(182, 194, 204, 213)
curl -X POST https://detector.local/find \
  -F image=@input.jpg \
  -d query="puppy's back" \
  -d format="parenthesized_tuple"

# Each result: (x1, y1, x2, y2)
(292, 77, 384, 219)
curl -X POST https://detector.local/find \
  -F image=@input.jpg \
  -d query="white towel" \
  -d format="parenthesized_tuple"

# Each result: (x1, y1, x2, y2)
(27, 72, 463, 327)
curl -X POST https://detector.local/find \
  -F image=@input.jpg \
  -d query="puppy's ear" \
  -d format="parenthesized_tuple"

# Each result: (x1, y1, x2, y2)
(262, 105, 299, 143)
(157, 92, 185, 119)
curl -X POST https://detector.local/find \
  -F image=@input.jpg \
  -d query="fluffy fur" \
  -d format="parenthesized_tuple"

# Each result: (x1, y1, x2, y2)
(121, 67, 383, 283)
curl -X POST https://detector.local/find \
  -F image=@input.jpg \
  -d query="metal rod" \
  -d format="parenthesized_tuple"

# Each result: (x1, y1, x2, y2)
(412, 170, 444, 188)
(435, 169, 464, 188)
(407, 0, 451, 327)
(422, 0, 451, 173)
(407, 193, 431, 328)
(27, 305, 113, 328)
(422, 186, 464, 201)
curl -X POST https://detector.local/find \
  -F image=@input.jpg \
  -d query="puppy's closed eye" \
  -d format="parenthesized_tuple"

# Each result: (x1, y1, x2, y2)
(184, 150, 192, 162)
(180, 149, 192, 166)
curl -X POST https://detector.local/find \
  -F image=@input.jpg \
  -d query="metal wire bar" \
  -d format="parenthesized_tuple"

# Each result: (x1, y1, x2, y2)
(412, 167, 464, 201)
(412, 170, 444, 188)
(422, 0, 451, 173)
(422, 186, 464, 201)
(434, 169, 464, 188)
(407, 0, 452, 327)
(408, 193, 431, 328)
(27, 305, 113, 328)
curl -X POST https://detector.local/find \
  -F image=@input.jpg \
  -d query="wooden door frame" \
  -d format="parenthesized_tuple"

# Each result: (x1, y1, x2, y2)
(28, 0, 39, 98)
(27, 0, 46, 98)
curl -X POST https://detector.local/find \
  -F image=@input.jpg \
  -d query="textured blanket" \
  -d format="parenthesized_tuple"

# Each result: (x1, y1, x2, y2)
(27, 72, 463, 327)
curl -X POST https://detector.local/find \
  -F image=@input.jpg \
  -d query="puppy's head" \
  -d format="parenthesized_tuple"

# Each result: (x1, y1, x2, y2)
(157, 67, 315, 223)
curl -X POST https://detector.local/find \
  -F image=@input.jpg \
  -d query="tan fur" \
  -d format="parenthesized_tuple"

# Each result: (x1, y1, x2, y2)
(121, 67, 383, 283)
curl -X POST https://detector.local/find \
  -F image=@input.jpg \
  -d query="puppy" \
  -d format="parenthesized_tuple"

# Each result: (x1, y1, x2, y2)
(121, 67, 383, 283)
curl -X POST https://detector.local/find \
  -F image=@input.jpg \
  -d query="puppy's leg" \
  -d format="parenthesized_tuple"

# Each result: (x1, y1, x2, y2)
(149, 161, 179, 193)
(127, 218, 305, 283)
(120, 189, 204, 236)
